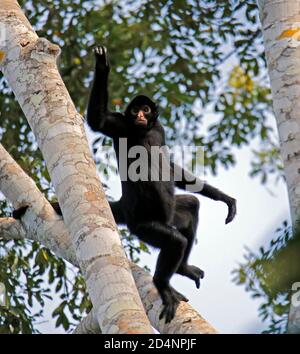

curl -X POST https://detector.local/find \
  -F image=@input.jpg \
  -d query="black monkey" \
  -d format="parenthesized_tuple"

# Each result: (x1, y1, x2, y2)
(87, 46, 236, 322)
(13, 46, 236, 323)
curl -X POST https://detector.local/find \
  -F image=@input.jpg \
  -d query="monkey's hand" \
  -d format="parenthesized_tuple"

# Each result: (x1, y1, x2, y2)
(94, 45, 110, 73)
(225, 197, 237, 224)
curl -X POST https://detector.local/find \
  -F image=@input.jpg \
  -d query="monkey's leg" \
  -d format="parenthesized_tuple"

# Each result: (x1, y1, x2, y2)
(110, 204, 186, 301)
(173, 195, 204, 289)
(130, 221, 187, 323)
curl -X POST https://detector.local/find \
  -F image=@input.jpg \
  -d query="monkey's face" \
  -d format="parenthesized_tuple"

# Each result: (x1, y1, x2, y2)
(125, 95, 159, 129)
(130, 104, 152, 126)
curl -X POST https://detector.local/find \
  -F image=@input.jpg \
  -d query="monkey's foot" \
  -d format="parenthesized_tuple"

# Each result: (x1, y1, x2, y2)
(154, 279, 180, 323)
(12, 205, 29, 220)
(177, 264, 205, 289)
(159, 286, 180, 324)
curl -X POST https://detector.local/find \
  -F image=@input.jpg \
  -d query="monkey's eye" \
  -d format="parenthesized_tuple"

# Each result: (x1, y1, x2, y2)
(143, 105, 151, 114)
(131, 107, 139, 115)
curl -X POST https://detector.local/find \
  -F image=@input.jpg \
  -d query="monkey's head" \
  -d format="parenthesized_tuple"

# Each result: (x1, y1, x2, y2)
(125, 95, 159, 129)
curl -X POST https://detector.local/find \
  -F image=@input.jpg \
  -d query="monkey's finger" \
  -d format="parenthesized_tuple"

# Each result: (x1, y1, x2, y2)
(159, 307, 167, 321)
(225, 210, 235, 224)
(94, 46, 103, 55)
(103, 46, 109, 66)
(159, 304, 171, 322)
(166, 309, 174, 324)
(161, 305, 175, 324)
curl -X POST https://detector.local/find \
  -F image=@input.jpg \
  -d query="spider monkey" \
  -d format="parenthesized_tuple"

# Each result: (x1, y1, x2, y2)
(13, 46, 236, 324)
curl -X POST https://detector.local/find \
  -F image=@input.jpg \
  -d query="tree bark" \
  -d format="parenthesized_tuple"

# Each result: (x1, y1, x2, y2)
(0, 0, 153, 334)
(258, 0, 300, 333)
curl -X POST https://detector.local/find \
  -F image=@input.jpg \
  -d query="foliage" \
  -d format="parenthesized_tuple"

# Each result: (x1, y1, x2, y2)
(0, 0, 283, 333)
(233, 222, 300, 333)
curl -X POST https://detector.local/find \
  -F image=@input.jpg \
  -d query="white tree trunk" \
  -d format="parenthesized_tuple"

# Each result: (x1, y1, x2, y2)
(0, 143, 217, 334)
(258, 0, 300, 333)
(0, 0, 153, 334)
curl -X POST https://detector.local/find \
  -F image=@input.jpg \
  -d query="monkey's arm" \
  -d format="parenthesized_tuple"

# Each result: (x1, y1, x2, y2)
(87, 46, 127, 137)
(171, 162, 237, 224)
